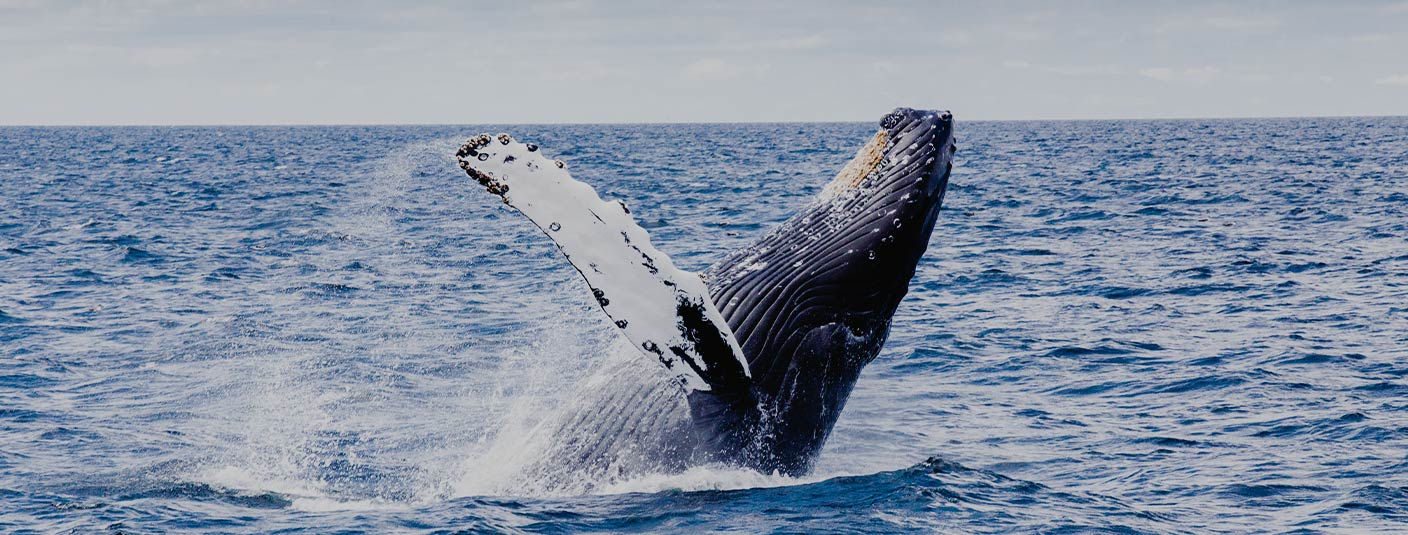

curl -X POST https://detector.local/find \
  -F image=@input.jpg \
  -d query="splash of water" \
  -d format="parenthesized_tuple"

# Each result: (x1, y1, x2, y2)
(175, 138, 784, 507)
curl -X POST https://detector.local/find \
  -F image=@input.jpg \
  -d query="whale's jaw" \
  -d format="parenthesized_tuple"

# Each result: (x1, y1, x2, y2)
(696, 108, 957, 475)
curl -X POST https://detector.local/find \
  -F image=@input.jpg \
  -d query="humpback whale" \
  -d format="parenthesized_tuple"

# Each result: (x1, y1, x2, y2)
(456, 108, 955, 488)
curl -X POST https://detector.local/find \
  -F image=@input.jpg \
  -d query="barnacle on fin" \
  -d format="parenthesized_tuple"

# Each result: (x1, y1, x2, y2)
(880, 110, 904, 129)
(457, 134, 492, 158)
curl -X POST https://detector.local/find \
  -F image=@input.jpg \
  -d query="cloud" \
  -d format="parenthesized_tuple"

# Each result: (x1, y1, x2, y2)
(541, 61, 610, 82)
(0, 0, 44, 9)
(726, 34, 826, 52)
(6, 1, 1408, 124)
(937, 30, 974, 48)
(1381, 1, 1408, 13)
(1376, 74, 1408, 86)
(682, 59, 743, 81)
(1004, 59, 1119, 76)
(1139, 66, 1219, 84)
(998, 27, 1046, 42)
(1351, 33, 1393, 44)
(1182, 66, 1220, 84)
(761, 35, 825, 51)
(871, 60, 900, 75)
(1203, 16, 1282, 31)
(129, 46, 202, 68)
(1046, 64, 1121, 76)
(1138, 67, 1174, 81)
(527, 0, 594, 15)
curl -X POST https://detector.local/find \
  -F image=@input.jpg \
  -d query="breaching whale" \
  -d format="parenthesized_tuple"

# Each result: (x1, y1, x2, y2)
(456, 108, 955, 488)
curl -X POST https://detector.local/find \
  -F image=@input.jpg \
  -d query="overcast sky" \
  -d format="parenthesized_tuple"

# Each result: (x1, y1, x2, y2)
(3, 1, 1407, 125)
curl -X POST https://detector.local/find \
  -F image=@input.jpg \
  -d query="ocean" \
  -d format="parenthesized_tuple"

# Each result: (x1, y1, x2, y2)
(2, 118, 1406, 533)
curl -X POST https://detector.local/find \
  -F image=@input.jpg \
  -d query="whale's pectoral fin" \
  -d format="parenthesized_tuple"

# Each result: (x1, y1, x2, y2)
(456, 134, 752, 395)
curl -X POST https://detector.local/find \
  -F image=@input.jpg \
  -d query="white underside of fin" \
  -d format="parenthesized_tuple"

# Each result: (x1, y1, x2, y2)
(457, 134, 749, 392)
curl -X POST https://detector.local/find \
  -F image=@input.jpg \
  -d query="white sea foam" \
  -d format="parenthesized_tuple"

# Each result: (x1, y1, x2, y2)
(592, 465, 828, 495)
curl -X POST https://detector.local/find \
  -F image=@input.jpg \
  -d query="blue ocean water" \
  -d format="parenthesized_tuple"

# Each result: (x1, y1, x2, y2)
(1, 118, 1406, 534)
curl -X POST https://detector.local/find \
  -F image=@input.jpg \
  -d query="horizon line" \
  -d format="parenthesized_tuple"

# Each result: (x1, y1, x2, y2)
(2, 112, 1405, 128)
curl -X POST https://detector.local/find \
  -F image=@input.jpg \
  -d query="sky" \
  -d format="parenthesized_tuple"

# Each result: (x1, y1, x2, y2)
(2, 0, 1407, 125)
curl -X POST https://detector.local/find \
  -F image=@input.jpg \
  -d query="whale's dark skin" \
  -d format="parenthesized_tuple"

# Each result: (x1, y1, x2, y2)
(692, 108, 956, 475)
(468, 108, 956, 488)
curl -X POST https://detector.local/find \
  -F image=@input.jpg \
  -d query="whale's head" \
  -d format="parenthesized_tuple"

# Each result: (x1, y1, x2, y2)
(808, 107, 956, 312)
(819, 108, 955, 211)
(699, 108, 955, 474)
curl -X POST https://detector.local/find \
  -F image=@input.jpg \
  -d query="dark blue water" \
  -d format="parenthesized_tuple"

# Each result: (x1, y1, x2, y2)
(2, 118, 1407, 534)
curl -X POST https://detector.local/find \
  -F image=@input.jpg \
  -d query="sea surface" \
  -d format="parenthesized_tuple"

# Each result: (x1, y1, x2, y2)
(2, 118, 1406, 534)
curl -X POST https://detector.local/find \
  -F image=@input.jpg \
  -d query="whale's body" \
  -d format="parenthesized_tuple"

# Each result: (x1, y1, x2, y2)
(457, 109, 955, 490)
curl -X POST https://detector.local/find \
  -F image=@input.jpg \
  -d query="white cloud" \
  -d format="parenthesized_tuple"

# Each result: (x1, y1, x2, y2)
(767, 35, 825, 51)
(871, 60, 899, 75)
(1380, 1, 1408, 13)
(730, 34, 826, 52)
(1139, 67, 1175, 81)
(937, 30, 974, 48)
(1139, 66, 1219, 84)
(129, 46, 202, 68)
(998, 27, 1046, 42)
(682, 59, 743, 81)
(1005, 60, 1119, 76)
(0, 0, 44, 8)
(1204, 16, 1282, 30)
(1045, 64, 1121, 76)
(1376, 74, 1408, 86)
(541, 61, 609, 82)
(1180, 66, 1219, 84)
(1351, 33, 1393, 44)
(527, 0, 594, 15)
(5, 1, 1408, 124)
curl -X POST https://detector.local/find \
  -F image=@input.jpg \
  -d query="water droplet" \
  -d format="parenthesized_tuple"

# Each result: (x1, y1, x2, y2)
(867, 250, 876, 260)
